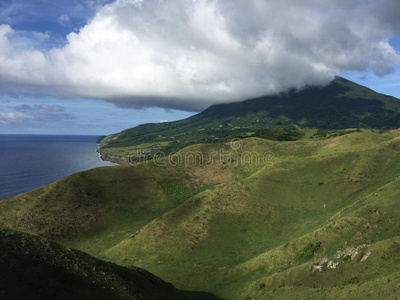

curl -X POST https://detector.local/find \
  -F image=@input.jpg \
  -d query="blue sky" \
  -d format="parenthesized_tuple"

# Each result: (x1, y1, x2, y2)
(0, 0, 112, 40)
(0, 0, 400, 135)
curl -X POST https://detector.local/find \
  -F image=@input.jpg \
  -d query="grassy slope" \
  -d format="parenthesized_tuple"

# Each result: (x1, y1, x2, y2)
(99, 77, 400, 162)
(1, 130, 400, 299)
(104, 131, 400, 297)
(0, 162, 229, 258)
(0, 228, 194, 300)
(232, 176, 400, 299)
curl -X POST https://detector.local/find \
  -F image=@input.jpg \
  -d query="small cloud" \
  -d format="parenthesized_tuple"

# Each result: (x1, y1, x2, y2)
(57, 14, 70, 26)
(38, 104, 65, 112)
(0, 109, 76, 124)
(13, 104, 33, 111)
(0, 111, 33, 124)
(2, 103, 74, 124)
(38, 112, 77, 121)
(14, 104, 65, 112)
(159, 120, 168, 123)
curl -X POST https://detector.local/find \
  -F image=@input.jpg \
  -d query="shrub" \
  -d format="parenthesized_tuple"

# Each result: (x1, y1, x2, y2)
(296, 242, 322, 262)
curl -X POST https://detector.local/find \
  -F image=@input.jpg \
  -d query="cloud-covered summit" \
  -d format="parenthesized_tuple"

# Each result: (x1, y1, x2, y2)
(0, 0, 400, 111)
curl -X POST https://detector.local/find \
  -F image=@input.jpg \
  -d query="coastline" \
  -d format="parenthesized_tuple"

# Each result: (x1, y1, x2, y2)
(96, 144, 125, 165)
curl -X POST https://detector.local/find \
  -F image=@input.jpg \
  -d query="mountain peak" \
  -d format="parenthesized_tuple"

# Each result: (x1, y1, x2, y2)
(99, 77, 400, 161)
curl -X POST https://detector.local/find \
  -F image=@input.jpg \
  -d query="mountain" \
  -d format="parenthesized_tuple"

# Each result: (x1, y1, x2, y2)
(2, 129, 400, 299)
(0, 228, 198, 300)
(99, 77, 400, 163)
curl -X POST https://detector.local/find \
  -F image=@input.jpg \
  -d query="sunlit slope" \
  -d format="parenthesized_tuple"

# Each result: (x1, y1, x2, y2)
(229, 177, 400, 299)
(1, 129, 400, 299)
(0, 162, 228, 257)
(104, 131, 400, 296)
(99, 77, 400, 162)
(0, 228, 192, 300)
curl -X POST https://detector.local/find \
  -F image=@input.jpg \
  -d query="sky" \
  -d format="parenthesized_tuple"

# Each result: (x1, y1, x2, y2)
(0, 0, 400, 135)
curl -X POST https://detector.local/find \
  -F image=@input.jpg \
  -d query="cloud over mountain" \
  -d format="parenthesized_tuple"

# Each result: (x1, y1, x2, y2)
(0, 0, 399, 111)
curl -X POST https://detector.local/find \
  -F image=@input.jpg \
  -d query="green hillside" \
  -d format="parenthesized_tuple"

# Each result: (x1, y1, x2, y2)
(2, 129, 400, 299)
(0, 228, 203, 300)
(99, 77, 400, 163)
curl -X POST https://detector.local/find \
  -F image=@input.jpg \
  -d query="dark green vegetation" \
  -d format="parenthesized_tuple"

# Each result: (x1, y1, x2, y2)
(2, 129, 400, 299)
(0, 228, 201, 300)
(296, 242, 322, 262)
(99, 77, 400, 163)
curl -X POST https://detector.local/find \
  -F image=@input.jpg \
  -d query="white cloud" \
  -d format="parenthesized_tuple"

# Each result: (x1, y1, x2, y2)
(0, 111, 33, 124)
(0, 0, 400, 111)
(57, 15, 70, 27)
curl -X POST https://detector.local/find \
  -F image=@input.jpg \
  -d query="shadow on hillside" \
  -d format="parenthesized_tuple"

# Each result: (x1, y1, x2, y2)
(184, 290, 223, 300)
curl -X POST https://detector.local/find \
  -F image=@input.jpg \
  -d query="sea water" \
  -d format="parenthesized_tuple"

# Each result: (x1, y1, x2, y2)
(0, 135, 116, 200)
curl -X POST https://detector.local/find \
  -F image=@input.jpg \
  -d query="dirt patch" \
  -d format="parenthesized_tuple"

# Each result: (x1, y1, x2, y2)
(187, 161, 231, 186)
(321, 135, 344, 149)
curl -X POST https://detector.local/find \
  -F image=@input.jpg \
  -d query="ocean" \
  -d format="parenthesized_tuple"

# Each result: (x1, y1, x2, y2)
(0, 135, 116, 200)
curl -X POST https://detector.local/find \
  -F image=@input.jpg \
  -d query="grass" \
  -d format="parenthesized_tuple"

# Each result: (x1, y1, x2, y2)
(296, 242, 322, 262)
(160, 179, 208, 205)
(1, 129, 400, 299)
(0, 228, 195, 300)
(0, 163, 214, 258)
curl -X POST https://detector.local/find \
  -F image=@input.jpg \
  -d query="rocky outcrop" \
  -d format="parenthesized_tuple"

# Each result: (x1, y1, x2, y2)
(96, 148, 125, 164)
(333, 245, 368, 260)
(312, 245, 370, 272)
